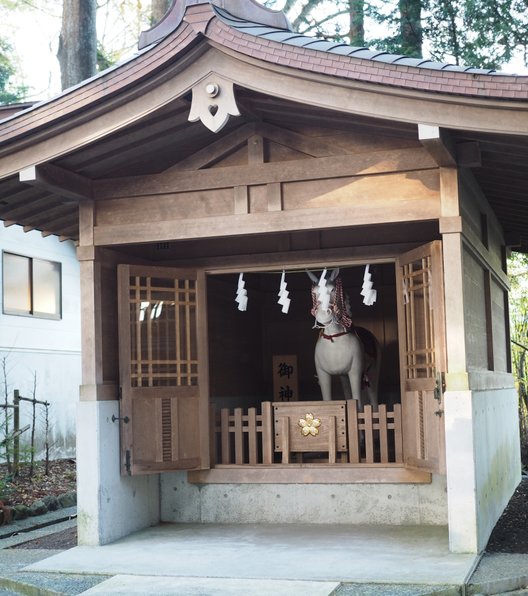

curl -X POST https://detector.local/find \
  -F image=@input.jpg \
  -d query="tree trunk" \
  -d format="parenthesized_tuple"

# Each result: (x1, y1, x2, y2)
(348, 0, 364, 47)
(152, 0, 172, 25)
(57, 0, 97, 90)
(399, 0, 422, 57)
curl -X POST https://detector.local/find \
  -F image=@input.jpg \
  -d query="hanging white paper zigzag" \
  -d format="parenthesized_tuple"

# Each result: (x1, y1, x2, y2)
(317, 268, 331, 312)
(361, 264, 377, 306)
(235, 273, 248, 311)
(277, 270, 291, 314)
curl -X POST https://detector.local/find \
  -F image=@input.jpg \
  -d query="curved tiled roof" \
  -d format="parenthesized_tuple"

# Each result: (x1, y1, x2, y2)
(0, 0, 526, 246)
(199, 3, 527, 99)
(213, 5, 498, 76)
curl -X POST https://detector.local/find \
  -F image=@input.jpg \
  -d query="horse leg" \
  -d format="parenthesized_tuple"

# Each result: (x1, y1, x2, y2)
(339, 375, 352, 400)
(316, 364, 332, 401)
(348, 357, 364, 409)
(365, 345, 381, 411)
(367, 370, 379, 411)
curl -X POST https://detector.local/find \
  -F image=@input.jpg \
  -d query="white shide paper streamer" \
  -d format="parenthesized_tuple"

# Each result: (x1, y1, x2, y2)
(235, 273, 248, 311)
(277, 270, 291, 314)
(361, 264, 377, 306)
(317, 268, 331, 312)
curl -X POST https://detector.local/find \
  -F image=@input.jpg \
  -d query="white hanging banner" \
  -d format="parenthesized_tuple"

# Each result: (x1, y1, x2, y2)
(361, 264, 377, 306)
(277, 270, 291, 314)
(235, 272, 248, 311)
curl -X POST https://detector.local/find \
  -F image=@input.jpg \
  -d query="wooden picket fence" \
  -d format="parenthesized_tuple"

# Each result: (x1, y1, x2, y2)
(211, 400, 403, 465)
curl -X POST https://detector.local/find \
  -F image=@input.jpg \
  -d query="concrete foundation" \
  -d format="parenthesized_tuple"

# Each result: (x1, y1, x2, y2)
(160, 472, 448, 525)
(76, 400, 160, 546)
(444, 387, 521, 553)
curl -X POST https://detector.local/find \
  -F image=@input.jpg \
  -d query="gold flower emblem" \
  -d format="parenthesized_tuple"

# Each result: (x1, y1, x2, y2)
(298, 413, 321, 437)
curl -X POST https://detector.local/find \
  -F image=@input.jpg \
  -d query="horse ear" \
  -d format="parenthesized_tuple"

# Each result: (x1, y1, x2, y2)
(306, 269, 318, 283)
(329, 268, 340, 281)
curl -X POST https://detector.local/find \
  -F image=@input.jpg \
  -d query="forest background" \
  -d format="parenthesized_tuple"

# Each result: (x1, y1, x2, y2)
(0, 0, 528, 462)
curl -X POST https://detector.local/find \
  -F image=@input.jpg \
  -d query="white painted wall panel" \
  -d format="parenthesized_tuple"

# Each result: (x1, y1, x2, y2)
(0, 225, 81, 459)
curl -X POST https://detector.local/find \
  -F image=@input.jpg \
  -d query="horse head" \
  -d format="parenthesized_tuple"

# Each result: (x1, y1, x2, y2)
(307, 268, 352, 330)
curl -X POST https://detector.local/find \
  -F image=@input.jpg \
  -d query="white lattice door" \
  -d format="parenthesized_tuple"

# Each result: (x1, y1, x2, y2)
(117, 265, 209, 475)
(396, 241, 446, 474)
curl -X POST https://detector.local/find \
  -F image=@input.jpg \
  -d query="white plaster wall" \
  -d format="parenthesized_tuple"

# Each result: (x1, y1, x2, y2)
(160, 473, 448, 526)
(473, 388, 521, 550)
(77, 400, 160, 546)
(445, 387, 521, 553)
(0, 225, 81, 459)
(0, 351, 79, 458)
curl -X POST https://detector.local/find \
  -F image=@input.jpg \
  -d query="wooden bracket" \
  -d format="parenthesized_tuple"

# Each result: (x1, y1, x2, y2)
(19, 163, 93, 202)
(418, 124, 456, 167)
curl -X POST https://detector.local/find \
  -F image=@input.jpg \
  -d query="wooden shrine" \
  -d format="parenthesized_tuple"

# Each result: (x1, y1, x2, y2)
(0, 0, 525, 553)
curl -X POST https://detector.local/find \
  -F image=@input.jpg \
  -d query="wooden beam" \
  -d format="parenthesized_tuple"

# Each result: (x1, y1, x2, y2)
(255, 122, 345, 158)
(19, 163, 93, 202)
(418, 124, 456, 167)
(188, 465, 432, 484)
(168, 123, 256, 172)
(173, 242, 419, 274)
(0, 194, 52, 220)
(93, 198, 440, 246)
(95, 147, 437, 199)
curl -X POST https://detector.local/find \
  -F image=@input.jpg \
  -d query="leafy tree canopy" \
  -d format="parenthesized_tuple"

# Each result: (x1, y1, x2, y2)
(265, 0, 528, 70)
(0, 37, 27, 104)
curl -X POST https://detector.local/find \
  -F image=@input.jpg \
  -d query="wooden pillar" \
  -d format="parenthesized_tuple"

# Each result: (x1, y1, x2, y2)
(439, 167, 469, 390)
(76, 201, 155, 547)
(439, 166, 479, 553)
(77, 201, 115, 401)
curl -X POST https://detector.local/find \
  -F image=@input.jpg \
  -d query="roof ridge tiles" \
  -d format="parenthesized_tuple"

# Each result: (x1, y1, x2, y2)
(211, 4, 516, 79)
(139, 1, 291, 48)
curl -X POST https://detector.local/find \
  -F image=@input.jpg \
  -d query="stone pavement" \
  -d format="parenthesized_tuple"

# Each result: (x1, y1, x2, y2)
(0, 510, 526, 595)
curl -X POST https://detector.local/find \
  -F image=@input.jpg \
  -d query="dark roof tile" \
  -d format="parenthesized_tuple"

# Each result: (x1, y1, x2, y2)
(261, 31, 303, 42)
(283, 35, 318, 47)
(328, 45, 366, 56)
(304, 40, 345, 52)
(212, 4, 510, 79)
(347, 49, 386, 60)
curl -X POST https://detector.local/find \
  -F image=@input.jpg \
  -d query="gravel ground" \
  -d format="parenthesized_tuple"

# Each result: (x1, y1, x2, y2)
(486, 476, 528, 554)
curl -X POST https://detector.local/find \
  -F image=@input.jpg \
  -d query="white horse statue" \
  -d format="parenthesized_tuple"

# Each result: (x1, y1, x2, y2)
(308, 268, 380, 409)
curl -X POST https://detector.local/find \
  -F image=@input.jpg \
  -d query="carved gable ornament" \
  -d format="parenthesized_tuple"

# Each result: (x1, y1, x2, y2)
(188, 76, 240, 133)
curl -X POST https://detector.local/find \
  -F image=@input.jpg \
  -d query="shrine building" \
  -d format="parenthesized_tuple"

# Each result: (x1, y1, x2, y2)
(0, 0, 526, 554)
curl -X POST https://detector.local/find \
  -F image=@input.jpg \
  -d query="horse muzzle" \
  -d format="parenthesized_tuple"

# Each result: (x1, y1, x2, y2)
(315, 307, 334, 326)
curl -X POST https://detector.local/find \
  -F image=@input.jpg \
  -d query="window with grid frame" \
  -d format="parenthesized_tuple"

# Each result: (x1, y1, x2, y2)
(2, 252, 62, 320)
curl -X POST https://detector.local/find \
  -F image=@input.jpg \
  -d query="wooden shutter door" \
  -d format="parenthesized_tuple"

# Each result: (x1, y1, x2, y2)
(117, 265, 209, 475)
(396, 241, 446, 474)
